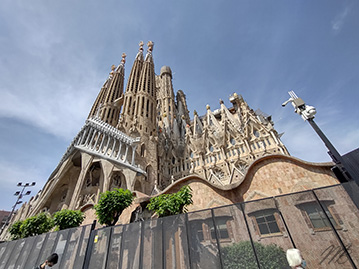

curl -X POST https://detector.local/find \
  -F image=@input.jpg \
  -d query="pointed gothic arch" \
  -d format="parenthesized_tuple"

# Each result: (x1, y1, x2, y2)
(109, 171, 127, 191)
(82, 162, 102, 189)
(146, 165, 154, 184)
(134, 179, 143, 192)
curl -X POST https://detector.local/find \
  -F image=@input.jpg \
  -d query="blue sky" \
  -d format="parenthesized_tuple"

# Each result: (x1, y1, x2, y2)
(0, 0, 358, 210)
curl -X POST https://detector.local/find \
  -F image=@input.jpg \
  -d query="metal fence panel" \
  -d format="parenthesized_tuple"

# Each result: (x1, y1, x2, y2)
(23, 233, 48, 269)
(0, 240, 17, 269)
(88, 227, 112, 269)
(142, 219, 162, 269)
(213, 205, 258, 269)
(74, 225, 92, 269)
(0, 242, 7, 262)
(314, 185, 359, 268)
(241, 197, 292, 268)
(187, 210, 221, 268)
(51, 229, 70, 268)
(275, 190, 353, 268)
(162, 214, 190, 269)
(13, 235, 36, 269)
(59, 226, 89, 269)
(34, 231, 58, 267)
(119, 222, 141, 269)
(3, 238, 26, 269)
(106, 225, 124, 269)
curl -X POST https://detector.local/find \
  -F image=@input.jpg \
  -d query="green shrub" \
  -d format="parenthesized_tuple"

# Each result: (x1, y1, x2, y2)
(222, 241, 288, 269)
(9, 220, 23, 240)
(53, 209, 85, 230)
(147, 185, 193, 217)
(20, 212, 54, 238)
(94, 188, 134, 226)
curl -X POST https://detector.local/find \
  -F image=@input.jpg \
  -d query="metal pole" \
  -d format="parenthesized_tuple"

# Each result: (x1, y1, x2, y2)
(210, 208, 224, 269)
(238, 203, 261, 269)
(118, 225, 126, 269)
(1, 183, 35, 235)
(139, 222, 144, 269)
(184, 214, 193, 269)
(103, 227, 114, 269)
(282, 91, 357, 185)
(1, 186, 24, 233)
(273, 198, 296, 248)
(82, 220, 97, 269)
(307, 119, 356, 183)
(161, 218, 165, 269)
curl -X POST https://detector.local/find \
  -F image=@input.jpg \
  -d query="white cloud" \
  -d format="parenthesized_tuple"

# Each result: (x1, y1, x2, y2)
(0, 2, 107, 140)
(332, 6, 350, 33)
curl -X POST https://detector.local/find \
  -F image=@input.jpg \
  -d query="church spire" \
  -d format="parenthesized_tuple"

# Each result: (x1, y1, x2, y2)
(88, 53, 126, 127)
(145, 41, 154, 62)
(132, 41, 156, 135)
(120, 42, 145, 129)
(120, 41, 157, 136)
(98, 53, 126, 126)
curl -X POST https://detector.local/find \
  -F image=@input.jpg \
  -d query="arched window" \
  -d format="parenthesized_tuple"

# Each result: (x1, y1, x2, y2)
(141, 144, 146, 157)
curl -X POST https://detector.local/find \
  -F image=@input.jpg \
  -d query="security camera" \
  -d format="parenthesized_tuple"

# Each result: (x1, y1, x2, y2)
(282, 98, 293, 107)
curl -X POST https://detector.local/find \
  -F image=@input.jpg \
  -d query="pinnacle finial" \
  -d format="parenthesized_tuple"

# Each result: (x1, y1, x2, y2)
(219, 99, 224, 104)
(121, 53, 127, 64)
(194, 110, 198, 116)
(147, 41, 154, 52)
(206, 104, 211, 110)
(139, 41, 144, 51)
(109, 65, 116, 77)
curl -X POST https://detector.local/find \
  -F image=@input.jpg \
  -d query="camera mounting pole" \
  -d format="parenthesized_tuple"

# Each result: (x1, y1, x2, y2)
(282, 91, 355, 184)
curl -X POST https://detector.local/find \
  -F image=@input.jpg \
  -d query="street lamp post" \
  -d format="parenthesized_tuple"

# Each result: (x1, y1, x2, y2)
(0, 182, 36, 235)
(282, 91, 357, 184)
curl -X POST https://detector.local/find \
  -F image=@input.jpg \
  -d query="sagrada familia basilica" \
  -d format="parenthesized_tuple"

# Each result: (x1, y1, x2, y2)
(2, 41, 339, 234)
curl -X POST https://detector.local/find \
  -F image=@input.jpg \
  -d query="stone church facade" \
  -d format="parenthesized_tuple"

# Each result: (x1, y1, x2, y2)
(1, 41, 339, 235)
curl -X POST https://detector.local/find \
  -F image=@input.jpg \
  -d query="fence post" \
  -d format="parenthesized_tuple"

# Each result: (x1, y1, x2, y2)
(184, 213, 193, 269)
(161, 218, 165, 269)
(118, 225, 126, 268)
(210, 208, 225, 269)
(238, 202, 261, 269)
(103, 226, 114, 269)
(273, 197, 296, 248)
(82, 220, 97, 269)
(139, 222, 144, 269)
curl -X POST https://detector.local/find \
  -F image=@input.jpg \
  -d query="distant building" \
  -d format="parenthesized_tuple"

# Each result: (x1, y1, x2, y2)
(1, 42, 340, 239)
(0, 211, 10, 229)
